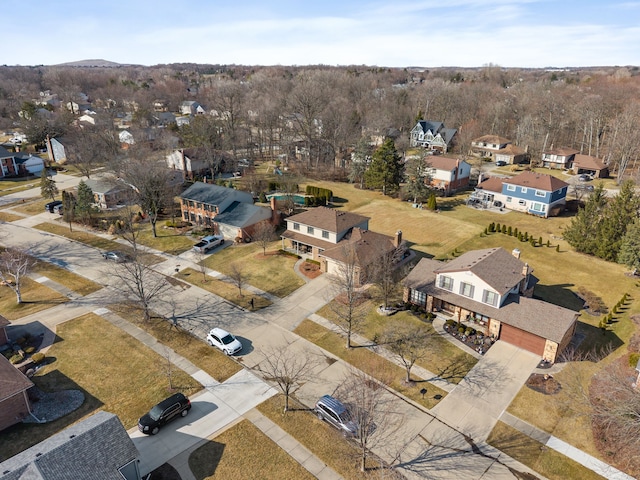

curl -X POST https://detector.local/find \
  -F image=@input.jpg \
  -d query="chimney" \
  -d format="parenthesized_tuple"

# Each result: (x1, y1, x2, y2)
(522, 262, 529, 277)
(512, 248, 521, 259)
(394, 230, 402, 247)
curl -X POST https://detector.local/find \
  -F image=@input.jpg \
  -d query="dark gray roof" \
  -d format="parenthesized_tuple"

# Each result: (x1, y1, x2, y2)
(180, 182, 252, 206)
(0, 146, 14, 159)
(214, 201, 270, 228)
(440, 128, 458, 145)
(417, 120, 444, 134)
(0, 411, 138, 480)
(82, 177, 132, 196)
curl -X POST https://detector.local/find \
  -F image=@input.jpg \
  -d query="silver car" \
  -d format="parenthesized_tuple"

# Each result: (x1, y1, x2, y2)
(314, 395, 358, 437)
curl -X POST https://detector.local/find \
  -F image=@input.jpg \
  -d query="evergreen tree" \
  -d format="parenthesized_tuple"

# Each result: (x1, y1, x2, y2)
(364, 138, 403, 196)
(61, 190, 76, 231)
(618, 217, 640, 274)
(75, 180, 96, 223)
(563, 183, 608, 255)
(596, 180, 639, 261)
(404, 152, 432, 203)
(40, 168, 58, 201)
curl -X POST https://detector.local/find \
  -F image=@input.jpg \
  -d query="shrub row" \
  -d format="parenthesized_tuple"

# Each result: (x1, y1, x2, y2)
(486, 222, 555, 248)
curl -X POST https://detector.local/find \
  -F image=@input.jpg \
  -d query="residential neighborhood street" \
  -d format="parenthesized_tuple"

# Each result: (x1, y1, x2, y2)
(0, 185, 633, 480)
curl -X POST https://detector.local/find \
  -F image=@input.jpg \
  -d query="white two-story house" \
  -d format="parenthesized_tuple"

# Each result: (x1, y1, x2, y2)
(403, 247, 578, 362)
(541, 147, 579, 169)
(409, 120, 457, 153)
(426, 156, 471, 194)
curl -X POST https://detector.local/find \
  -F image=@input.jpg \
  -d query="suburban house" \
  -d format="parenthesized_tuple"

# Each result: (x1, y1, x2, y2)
(403, 247, 578, 362)
(281, 207, 409, 285)
(541, 147, 579, 169)
(494, 144, 529, 165)
(0, 146, 45, 178)
(0, 314, 9, 345)
(179, 101, 205, 116)
(153, 99, 169, 112)
(471, 171, 569, 217)
(0, 354, 34, 432)
(470, 135, 512, 159)
(180, 182, 277, 241)
(0, 411, 141, 480)
(409, 120, 457, 153)
(82, 176, 136, 209)
(572, 154, 609, 178)
(166, 148, 210, 180)
(119, 130, 135, 147)
(46, 137, 67, 164)
(425, 156, 471, 194)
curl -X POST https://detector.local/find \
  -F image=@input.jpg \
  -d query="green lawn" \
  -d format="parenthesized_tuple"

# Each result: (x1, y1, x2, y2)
(317, 302, 477, 383)
(487, 421, 605, 480)
(0, 277, 68, 320)
(189, 420, 315, 480)
(176, 268, 273, 310)
(0, 313, 202, 462)
(294, 319, 447, 408)
(201, 242, 304, 297)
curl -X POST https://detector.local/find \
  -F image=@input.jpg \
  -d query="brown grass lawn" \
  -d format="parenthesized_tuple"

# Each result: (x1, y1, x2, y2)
(257, 396, 386, 479)
(33, 222, 165, 265)
(0, 210, 24, 222)
(487, 421, 606, 480)
(201, 242, 304, 297)
(32, 259, 102, 296)
(108, 304, 243, 383)
(8, 197, 52, 215)
(130, 220, 195, 255)
(189, 420, 315, 480)
(0, 277, 68, 320)
(176, 268, 273, 310)
(317, 302, 477, 384)
(294, 319, 447, 408)
(0, 313, 202, 462)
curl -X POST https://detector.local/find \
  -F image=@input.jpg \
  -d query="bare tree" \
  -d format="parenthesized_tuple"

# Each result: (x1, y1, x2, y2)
(371, 243, 407, 310)
(334, 367, 404, 472)
(253, 221, 276, 256)
(0, 248, 37, 304)
(255, 342, 318, 412)
(106, 258, 172, 323)
(192, 248, 209, 282)
(65, 125, 119, 178)
(227, 262, 247, 297)
(382, 322, 434, 383)
(328, 243, 368, 349)
(161, 346, 176, 390)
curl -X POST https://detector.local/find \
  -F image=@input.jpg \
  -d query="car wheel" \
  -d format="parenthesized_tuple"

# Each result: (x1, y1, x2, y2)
(181, 409, 189, 417)
(316, 411, 324, 421)
(224, 349, 231, 355)
(151, 426, 159, 435)
(207, 339, 214, 346)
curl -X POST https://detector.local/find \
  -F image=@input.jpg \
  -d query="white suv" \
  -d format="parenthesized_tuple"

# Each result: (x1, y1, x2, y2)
(206, 327, 242, 355)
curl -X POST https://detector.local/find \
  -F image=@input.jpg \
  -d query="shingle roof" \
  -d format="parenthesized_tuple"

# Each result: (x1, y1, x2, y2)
(417, 120, 444, 134)
(0, 146, 14, 159)
(0, 314, 9, 328)
(180, 182, 252, 206)
(476, 176, 504, 193)
(286, 207, 369, 234)
(473, 134, 511, 145)
(214, 201, 270, 228)
(435, 247, 527, 295)
(543, 147, 579, 156)
(82, 176, 132, 195)
(0, 355, 33, 402)
(427, 156, 460, 171)
(0, 411, 139, 480)
(497, 144, 526, 155)
(320, 228, 397, 267)
(503, 171, 568, 192)
(573, 154, 607, 171)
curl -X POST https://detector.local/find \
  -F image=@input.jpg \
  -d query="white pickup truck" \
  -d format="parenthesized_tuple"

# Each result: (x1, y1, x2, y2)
(193, 235, 224, 253)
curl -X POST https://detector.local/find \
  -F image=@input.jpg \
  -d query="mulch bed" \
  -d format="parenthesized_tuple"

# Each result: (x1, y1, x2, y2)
(525, 373, 562, 395)
(300, 261, 322, 280)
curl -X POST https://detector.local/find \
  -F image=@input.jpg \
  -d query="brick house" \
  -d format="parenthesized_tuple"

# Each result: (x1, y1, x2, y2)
(403, 247, 578, 362)
(0, 355, 34, 432)
(180, 182, 277, 241)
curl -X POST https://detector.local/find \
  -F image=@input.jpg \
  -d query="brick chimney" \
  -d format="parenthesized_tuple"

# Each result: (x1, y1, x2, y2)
(512, 248, 521, 259)
(394, 230, 402, 247)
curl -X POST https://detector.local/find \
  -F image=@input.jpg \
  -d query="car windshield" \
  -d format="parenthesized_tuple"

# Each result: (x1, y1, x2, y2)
(220, 334, 235, 345)
(149, 405, 163, 421)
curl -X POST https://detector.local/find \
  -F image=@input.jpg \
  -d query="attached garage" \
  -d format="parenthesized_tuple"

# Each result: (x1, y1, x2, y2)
(499, 323, 546, 356)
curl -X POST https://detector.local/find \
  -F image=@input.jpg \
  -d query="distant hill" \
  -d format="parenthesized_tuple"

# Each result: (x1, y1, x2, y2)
(53, 59, 131, 67)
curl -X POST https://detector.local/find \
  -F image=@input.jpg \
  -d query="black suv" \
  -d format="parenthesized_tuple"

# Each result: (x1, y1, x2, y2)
(138, 392, 191, 435)
(44, 200, 63, 213)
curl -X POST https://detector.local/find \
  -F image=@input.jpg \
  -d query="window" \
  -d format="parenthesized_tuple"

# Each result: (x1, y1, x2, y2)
(459, 282, 474, 298)
(410, 289, 426, 305)
(518, 199, 526, 206)
(307, 226, 314, 235)
(535, 189, 545, 197)
(439, 275, 453, 291)
(483, 290, 498, 306)
(506, 184, 516, 191)
(531, 203, 546, 213)
(506, 196, 512, 203)
(521, 187, 527, 193)
(322, 230, 329, 239)
(182, 211, 188, 220)
(293, 222, 300, 231)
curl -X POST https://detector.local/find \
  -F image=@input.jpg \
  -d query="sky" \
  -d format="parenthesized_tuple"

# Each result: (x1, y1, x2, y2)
(7, 0, 640, 68)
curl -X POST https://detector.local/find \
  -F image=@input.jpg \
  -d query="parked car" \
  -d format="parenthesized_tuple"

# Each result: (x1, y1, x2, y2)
(495, 160, 507, 167)
(206, 327, 243, 355)
(193, 235, 224, 254)
(102, 251, 131, 263)
(44, 200, 63, 213)
(52, 204, 63, 215)
(314, 395, 358, 437)
(138, 392, 191, 435)
(578, 174, 591, 182)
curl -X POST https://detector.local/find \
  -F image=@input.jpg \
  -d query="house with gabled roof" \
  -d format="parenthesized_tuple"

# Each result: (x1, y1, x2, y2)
(470, 134, 512, 159)
(0, 411, 141, 480)
(0, 354, 34, 432)
(180, 182, 277, 241)
(281, 207, 409, 285)
(541, 146, 579, 170)
(409, 120, 457, 153)
(425, 156, 471, 194)
(494, 143, 529, 165)
(0, 146, 45, 178)
(572, 154, 609, 179)
(403, 247, 578, 362)
(0, 314, 9, 345)
(472, 171, 568, 217)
